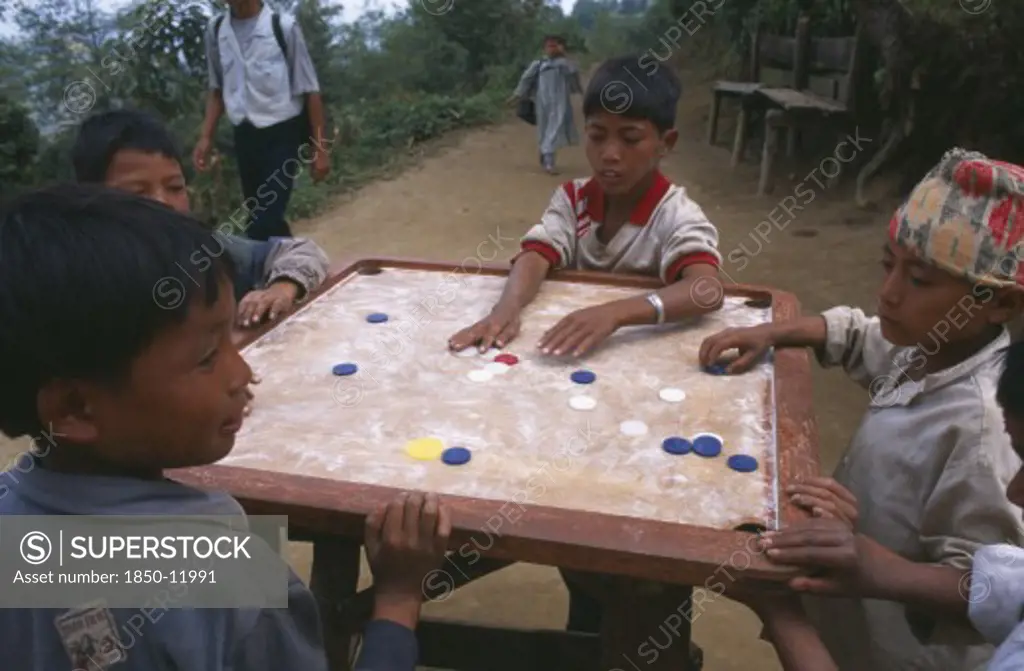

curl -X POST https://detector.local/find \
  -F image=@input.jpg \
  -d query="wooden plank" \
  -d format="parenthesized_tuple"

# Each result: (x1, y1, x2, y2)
(807, 35, 857, 73)
(793, 16, 810, 91)
(308, 538, 362, 670)
(711, 81, 763, 96)
(759, 33, 797, 70)
(758, 87, 846, 114)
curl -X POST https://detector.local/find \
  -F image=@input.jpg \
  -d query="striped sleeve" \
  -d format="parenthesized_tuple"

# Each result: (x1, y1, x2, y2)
(514, 182, 577, 269)
(658, 192, 722, 283)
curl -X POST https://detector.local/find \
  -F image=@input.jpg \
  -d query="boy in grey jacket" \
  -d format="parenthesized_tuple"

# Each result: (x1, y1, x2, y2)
(72, 108, 329, 328)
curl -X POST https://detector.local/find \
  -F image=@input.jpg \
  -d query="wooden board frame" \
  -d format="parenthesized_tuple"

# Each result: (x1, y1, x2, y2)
(171, 256, 820, 587)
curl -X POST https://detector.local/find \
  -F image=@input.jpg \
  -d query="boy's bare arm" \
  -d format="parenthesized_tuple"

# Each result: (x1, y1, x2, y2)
(764, 520, 971, 620)
(876, 556, 970, 619)
(447, 252, 550, 352)
(200, 90, 224, 142)
(306, 93, 326, 144)
(768, 315, 829, 350)
(610, 263, 724, 326)
(762, 608, 840, 671)
(700, 314, 828, 372)
(493, 252, 551, 314)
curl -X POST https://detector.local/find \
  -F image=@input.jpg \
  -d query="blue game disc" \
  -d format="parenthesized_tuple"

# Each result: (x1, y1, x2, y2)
(367, 313, 389, 323)
(662, 437, 692, 455)
(441, 447, 472, 465)
(727, 454, 758, 472)
(693, 434, 723, 457)
(332, 363, 358, 376)
(570, 370, 596, 384)
(705, 363, 729, 375)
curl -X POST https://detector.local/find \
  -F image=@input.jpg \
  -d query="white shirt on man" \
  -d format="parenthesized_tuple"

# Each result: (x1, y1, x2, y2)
(205, 5, 320, 128)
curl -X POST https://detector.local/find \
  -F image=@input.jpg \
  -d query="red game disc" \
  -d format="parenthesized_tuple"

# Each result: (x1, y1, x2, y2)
(494, 353, 519, 365)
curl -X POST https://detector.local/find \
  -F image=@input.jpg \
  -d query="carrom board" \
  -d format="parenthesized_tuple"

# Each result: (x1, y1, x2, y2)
(174, 258, 818, 586)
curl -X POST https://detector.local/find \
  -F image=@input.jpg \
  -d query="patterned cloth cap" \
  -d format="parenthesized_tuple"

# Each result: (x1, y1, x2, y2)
(889, 147, 1024, 287)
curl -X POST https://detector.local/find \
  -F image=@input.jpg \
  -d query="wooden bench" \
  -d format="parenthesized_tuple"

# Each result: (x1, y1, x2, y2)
(756, 26, 864, 195)
(707, 17, 811, 168)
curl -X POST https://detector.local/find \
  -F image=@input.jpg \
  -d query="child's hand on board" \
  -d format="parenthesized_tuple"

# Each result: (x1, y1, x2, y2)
(237, 281, 300, 327)
(759, 518, 888, 598)
(365, 492, 451, 628)
(538, 303, 621, 357)
(787, 477, 859, 528)
(699, 324, 775, 374)
(448, 305, 522, 353)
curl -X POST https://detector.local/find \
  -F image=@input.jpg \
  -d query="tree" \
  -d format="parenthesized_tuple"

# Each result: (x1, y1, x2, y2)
(408, 0, 542, 86)
(107, 0, 211, 119)
(293, 0, 344, 104)
(11, 0, 114, 131)
(0, 95, 40, 196)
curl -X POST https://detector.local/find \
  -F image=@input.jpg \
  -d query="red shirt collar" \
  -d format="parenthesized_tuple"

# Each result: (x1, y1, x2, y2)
(577, 171, 672, 226)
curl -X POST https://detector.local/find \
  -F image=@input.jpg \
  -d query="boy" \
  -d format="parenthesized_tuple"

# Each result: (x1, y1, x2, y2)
(743, 339, 1024, 671)
(701, 148, 1024, 669)
(452, 55, 723, 361)
(0, 184, 447, 671)
(508, 34, 582, 175)
(72, 108, 329, 329)
(195, 0, 330, 240)
(451, 55, 722, 634)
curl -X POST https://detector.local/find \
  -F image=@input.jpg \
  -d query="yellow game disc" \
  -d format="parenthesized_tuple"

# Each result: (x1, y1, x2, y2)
(404, 437, 444, 461)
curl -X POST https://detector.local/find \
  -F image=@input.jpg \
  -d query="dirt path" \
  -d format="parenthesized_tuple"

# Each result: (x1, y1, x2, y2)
(290, 73, 894, 670)
(0, 70, 896, 670)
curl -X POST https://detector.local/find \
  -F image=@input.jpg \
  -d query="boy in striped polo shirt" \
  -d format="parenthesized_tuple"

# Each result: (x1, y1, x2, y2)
(449, 55, 723, 360)
(449, 55, 723, 635)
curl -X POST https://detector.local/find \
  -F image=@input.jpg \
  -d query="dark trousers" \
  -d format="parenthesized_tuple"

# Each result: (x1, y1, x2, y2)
(232, 114, 307, 241)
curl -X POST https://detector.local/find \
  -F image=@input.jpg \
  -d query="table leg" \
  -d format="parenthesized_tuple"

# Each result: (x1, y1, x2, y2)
(309, 537, 363, 671)
(599, 583, 696, 671)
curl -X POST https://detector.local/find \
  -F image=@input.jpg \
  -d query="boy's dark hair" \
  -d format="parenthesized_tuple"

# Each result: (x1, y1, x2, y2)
(72, 108, 183, 183)
(544, 34, 566, 46)
(998, 340, 1024, 419)
(583, 55, 682, 132)
(0, 183, 234, 438)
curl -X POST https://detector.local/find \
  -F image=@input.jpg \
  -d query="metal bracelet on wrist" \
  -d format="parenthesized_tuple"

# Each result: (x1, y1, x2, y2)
(645, 293, 666, 325)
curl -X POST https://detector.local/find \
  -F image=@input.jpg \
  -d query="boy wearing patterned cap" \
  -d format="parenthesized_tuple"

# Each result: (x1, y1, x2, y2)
(700, 148, 1024, 670)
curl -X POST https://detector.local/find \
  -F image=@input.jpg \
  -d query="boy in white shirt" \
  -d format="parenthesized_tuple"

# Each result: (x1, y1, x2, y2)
(450, 54, 724, 360)
(738, 338, 1024, 671)
(703, 148, 1024, 670)
(195, 0, 329, 240)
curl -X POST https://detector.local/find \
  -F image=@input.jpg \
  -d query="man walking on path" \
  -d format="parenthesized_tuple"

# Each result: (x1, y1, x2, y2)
(194, 0, 330, 241)
(509, 35, 582, 175)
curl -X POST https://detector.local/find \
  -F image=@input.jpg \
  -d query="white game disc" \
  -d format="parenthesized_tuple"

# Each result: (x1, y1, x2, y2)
(619, 420, 649, 436)
(658, 387, 686, 403)
(454, 347, 479, 358)
(484, 362, 511, 375)
(568, 395, 597, 411)
(467, 369, 493, 382)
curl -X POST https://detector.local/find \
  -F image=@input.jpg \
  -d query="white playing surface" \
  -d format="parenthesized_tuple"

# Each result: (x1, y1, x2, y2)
(225, 268, 779, 530)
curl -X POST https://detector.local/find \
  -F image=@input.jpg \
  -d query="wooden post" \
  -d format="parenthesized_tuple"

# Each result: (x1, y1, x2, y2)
(707, 93, 721, 145)
(788, 15, 811, 157)
(731, 104, 749, 167)
(599, 580, 696, 671)
(759, 109, 785, 196)
(309, 537, 363, 670)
